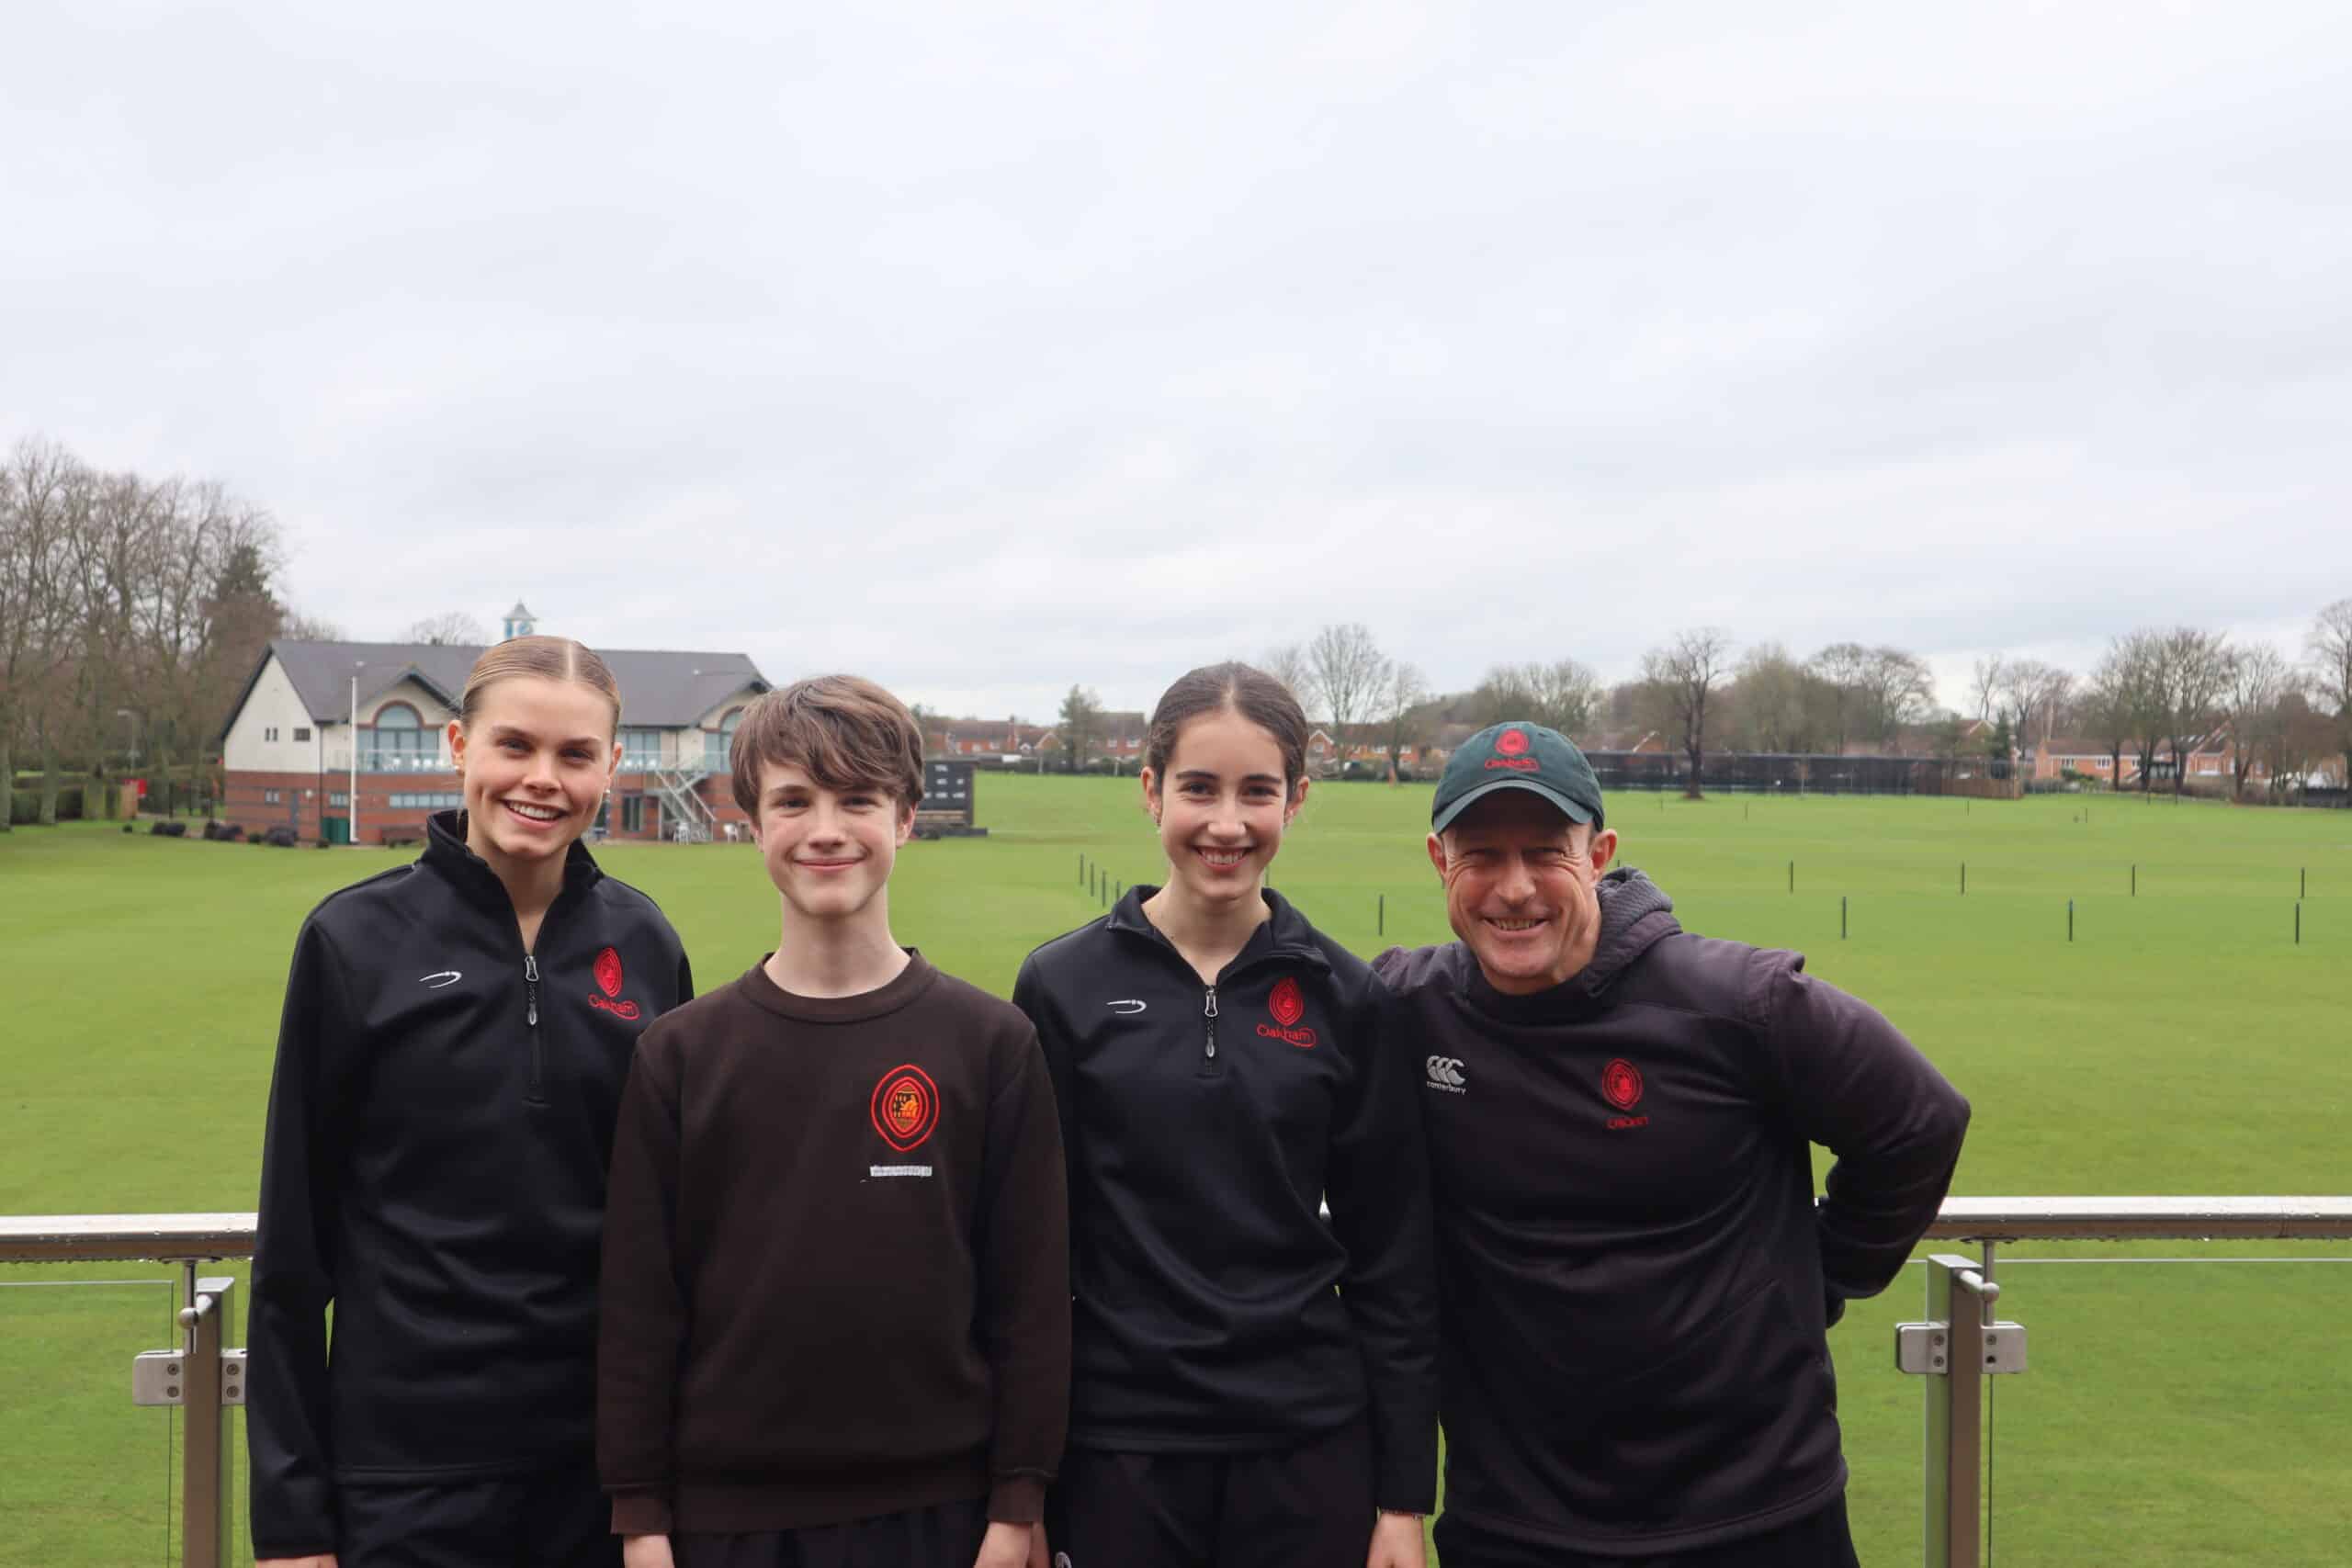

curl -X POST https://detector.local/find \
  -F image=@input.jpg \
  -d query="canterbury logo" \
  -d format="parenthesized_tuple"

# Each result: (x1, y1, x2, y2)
(1105, 998, 1148, 1015)
(1426, 1055, 1467, 1092)
(419, 971, 462, 988)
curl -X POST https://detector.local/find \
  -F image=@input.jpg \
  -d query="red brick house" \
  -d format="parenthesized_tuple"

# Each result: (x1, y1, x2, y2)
(220, 637, 770, 845)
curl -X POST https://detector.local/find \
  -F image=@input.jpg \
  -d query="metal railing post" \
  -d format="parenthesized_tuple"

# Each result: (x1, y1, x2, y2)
(1922, 1256, 1984, 1565)
(179, 1266, 236, 1568)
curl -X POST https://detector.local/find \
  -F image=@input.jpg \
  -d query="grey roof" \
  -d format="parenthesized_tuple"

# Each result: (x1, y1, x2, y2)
(232, 639, 770, 735)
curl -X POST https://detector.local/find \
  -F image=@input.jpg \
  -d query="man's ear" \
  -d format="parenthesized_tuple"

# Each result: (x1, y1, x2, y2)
(1426, 830, 1449, 882)
(894, 799, 916, 846)
(1587, 825, 1619, 875)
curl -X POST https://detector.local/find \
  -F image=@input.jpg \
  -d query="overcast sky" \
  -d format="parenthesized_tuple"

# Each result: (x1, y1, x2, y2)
(7, 3, 2348, 723)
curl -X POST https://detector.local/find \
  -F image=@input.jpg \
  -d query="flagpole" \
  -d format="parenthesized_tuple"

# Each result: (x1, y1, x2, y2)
(350, 671, 361, 846)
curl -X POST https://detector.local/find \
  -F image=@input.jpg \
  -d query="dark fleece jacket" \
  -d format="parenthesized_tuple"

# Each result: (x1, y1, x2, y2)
(1376, 867, 1970, 1557)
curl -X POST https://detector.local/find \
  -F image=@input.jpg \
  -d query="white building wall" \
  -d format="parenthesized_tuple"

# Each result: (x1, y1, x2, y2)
(221, 658, 321, 773)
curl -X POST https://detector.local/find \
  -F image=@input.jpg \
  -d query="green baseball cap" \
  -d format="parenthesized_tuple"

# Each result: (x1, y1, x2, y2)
(1430, 721, 1606, 834)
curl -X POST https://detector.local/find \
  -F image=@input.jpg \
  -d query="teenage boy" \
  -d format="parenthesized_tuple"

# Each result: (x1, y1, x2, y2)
(597, 675, 1069, 1568)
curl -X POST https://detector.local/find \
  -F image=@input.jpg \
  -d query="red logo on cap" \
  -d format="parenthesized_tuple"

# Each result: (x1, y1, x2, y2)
(1496, 728, 1530, 757)
(1601, 1058, 1644, 1111)
(870, 1064, 941, 1152)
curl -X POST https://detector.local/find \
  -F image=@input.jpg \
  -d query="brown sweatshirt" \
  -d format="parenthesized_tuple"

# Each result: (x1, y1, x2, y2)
(596, 952, 1070, 1535)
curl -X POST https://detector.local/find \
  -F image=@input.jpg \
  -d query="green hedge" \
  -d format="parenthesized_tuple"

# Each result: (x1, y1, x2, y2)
(8, 787, 87, 824)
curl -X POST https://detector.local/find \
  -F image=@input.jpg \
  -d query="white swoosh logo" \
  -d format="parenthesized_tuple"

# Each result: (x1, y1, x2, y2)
(420, 970, 463, 988)
(1106, 998, 1147, 1015)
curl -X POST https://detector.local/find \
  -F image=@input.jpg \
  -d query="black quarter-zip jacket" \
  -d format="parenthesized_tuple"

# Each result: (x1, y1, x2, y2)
(1375, 868, 1970, 1557)
(1011, 887, 1439, 1515)
(246, 810, 693, 1560)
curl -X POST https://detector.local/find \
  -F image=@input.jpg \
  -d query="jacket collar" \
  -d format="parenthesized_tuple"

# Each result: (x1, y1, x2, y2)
(1106, 884, 1332, 973)
(422, 808, 604, 915)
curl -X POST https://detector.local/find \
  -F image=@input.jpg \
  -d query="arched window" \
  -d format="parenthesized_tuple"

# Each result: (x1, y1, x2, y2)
(373, 702, 433, 773)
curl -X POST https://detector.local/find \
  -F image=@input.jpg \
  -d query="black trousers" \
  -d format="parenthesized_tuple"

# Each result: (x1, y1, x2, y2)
(673, 1496, 989, 1568)
(1046, 1417, 1374, 1568)
(1432, 1491, 1860, 1568)
(337, 1462, 617, 1568)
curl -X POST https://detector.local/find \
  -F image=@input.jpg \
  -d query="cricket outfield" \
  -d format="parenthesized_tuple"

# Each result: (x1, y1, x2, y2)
(4, 779, 2346, 1564)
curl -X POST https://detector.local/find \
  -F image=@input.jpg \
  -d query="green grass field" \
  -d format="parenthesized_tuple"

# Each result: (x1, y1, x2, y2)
(6, 781, 2349, 1563)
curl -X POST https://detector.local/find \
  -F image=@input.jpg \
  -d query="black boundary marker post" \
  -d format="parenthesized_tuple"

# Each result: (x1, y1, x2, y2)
(2068, 898, 2075, 942)
(1378, 893, 1385, 936)
(1841, 896, 1848, 940)
(2132, 864, 2137, 897)
(2296, 903, 2301, 946)
(2301, 867, 2307, 899)
(1789, 860, 1795, 895)
(1962, 863, 1967, 896)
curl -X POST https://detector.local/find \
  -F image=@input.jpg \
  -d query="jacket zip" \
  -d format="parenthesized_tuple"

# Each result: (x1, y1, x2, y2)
(524, 953, 546, 1103)
(1201, 985, 1219, 1077)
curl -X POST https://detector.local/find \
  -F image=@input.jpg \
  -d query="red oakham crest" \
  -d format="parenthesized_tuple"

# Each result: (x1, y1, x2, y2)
(1602, 1058, 1644, 1111)
(870, 1064, 941, 1153)
(594, 947, 624, 998)
(1269, 976, 1306, 1028)
(1496, 728, 1530, 757)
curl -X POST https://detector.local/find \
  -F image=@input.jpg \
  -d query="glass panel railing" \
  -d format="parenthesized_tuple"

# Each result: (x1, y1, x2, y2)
(0, 1274, 178, 1566)
(1830, 1246, 2352, 1567)
(352, 750, 447, 774)
(1979, 1251, 2350, 1566)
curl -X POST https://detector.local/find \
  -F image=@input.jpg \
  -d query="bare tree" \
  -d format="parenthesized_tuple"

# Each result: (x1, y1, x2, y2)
(1807, 642, 1871, 754)
(2219, 644, 2290, 799)
(1305, 623, 1390, 773)
(1855, 647, 1938, 748)
(2084, 636, 2155, 787)
(1998, 659, 2074, 761)
(406, 610, 489, 647)
(1378, 661, 1430, 783)
(279, 608, 345, 640)
(2311, 598, 2352, 786)
(1969, 655, 2007, 723)
(2154, 627, 2231, 795)
(1473, 658, 1600, 737)
(1643, 627, 1734, 797)
(1058, 684, 1102, 774)
(1729, 642, 1822, 753)
(0, 441, 83, 829)
(1260, 643, 1311, 706)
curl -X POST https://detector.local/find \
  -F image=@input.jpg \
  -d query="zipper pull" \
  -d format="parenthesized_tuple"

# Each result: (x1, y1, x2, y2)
(1204, 986, 1218, 1060)
(525, 954, 539, 1027)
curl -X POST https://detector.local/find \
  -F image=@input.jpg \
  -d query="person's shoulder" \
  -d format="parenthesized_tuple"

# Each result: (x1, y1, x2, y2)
(918, 964, 1037, 1041)
(639, 972, 760, 1051)
(1012, 915, 1114, 987)
(298, 859, 435, 942)
(585, 871, 681, 943)
(1621, 931, 1795, 1024)
(1369, 940, 1470, 997)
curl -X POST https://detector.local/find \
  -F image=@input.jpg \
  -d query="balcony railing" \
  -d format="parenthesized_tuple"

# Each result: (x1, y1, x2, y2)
(342, 749, 449, 775)
(5, 1199, 2348, 1568)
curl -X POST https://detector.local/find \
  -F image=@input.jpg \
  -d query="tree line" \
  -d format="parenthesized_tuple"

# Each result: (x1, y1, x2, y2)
(1055, 615, 2352, 801)
(0, 437, 334, 826)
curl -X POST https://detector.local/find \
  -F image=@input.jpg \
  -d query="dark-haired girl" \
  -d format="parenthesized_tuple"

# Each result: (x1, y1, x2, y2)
(1012, 662, 1437, 1568)
(246, 637, 693, 1568)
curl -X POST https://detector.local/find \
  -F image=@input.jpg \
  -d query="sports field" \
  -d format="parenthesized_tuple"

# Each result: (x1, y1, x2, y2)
(5, 780, 2348, 1564)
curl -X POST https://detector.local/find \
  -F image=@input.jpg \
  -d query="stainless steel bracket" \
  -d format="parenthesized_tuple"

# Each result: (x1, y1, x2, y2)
(132, 1347, 247, 1405)
(1898, 1320, 2027, 1375)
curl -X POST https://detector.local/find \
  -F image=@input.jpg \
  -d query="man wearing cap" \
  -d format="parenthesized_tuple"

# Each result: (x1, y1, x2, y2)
(1374, 722, 1969, 1568)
